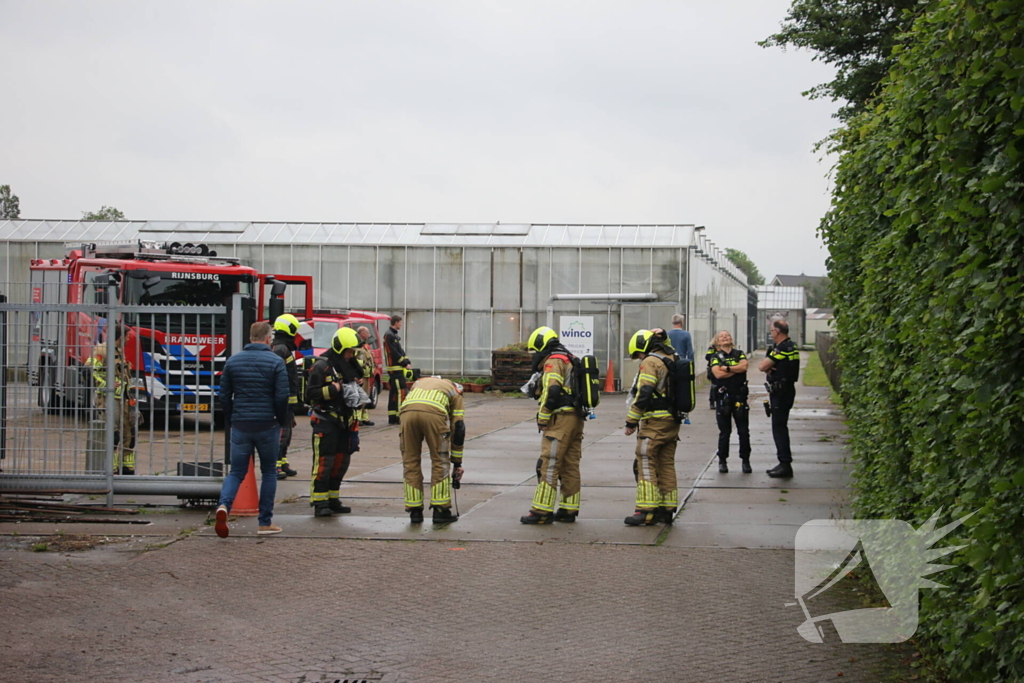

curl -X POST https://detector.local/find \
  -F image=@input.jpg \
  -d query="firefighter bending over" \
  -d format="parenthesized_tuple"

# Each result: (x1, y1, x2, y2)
(90, 325, 137, 475)
(304, 327, 364, 517)
(520, 326, 585, 524)
(623, 328, 680, 526)
(399, 376, 465, 524)
(271, 314, 302, 479)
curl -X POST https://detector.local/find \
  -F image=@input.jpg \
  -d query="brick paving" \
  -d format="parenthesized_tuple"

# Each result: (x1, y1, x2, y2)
(0, 538, 905, 683)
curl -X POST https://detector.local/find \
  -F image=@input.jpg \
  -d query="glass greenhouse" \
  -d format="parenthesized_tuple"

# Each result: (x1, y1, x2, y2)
(0, 220, 752, 378)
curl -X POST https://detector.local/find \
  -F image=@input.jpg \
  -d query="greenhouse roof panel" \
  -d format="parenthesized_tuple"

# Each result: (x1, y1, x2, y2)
(0, 220, 700, 247)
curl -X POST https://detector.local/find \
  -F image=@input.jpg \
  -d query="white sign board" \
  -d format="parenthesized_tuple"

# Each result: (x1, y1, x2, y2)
(559, 316, 595, 357)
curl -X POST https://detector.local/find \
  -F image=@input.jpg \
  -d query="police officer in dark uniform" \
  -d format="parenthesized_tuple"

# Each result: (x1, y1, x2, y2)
(305, 327, 364, 516)
(709, 330, 751, 474)
(759, 319, 800, 478)
(383, 314, 413, 425)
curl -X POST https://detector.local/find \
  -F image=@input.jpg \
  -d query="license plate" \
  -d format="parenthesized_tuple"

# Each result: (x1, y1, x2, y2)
(181, 403, 210, 412)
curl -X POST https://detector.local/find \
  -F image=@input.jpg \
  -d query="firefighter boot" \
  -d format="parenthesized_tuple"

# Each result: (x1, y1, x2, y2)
(313, 504, 333, 517)
(520, 511, 553, 524)
(281, 464, 298, 477)
(432, 506, 458, 524)
(624, 509, 660, 526)
(276, 468, 287, 480)
(328, 500, 352, 514)
(554, 509, 578, 523)
(409, 507, 424, 523)
(660, 507, 677, 525)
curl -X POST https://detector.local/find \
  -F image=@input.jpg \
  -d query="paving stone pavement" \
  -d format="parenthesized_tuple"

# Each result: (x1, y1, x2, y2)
(0, 355, 914, 682)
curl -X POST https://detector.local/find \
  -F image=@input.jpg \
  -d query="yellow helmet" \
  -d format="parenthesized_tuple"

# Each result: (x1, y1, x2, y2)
(628, 329, 654, 358)
(332, 327, 360, 354)
(527, 326, 558, 352)
(274, 313, 301, 336)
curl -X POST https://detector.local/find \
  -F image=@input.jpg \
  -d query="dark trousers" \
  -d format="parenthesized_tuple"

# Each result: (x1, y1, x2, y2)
(387, 374, 408, 424)
(277, 421, 293, 467)
(715, 401, 750, 460)
(770, 387, 795, 463)
(310, 419, 359, 506)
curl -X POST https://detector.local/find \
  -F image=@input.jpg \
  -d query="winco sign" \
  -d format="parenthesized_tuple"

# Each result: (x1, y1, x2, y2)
(559, 316, 594, 356)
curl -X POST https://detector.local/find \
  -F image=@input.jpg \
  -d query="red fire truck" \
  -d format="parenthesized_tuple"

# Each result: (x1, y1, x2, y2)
(28, 240, 265, 422)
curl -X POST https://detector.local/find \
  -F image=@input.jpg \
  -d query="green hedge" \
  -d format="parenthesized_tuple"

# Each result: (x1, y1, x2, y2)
(819, 1, 1024, 679)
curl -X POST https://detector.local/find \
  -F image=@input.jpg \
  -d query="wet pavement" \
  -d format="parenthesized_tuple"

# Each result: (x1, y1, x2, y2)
(0, 354, 912, 682)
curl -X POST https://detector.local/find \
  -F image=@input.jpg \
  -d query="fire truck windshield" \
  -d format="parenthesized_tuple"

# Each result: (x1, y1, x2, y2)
(123, 272, 253, 334)
(124, 273, 252, 307)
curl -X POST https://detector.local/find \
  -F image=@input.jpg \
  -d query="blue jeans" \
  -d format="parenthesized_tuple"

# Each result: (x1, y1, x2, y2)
(218, 426, 281, 526)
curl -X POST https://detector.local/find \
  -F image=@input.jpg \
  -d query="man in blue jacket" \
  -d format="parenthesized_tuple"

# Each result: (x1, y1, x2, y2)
(215, 321, 290, 538)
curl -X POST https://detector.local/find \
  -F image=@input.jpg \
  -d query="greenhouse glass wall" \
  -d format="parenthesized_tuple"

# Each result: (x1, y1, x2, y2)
(0, 220, 751, 379)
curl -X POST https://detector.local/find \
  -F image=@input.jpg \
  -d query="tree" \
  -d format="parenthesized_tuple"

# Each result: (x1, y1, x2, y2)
(760, 0, 920, 120)
(818, 1, 1024, 678)
(805, 276, 831, 308)
(82, 206, 125, 221)
(724, 248, 765, 285)
(0, 185, 20, 219)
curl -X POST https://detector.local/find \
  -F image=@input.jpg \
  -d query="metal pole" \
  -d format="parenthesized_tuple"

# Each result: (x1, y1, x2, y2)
(0, 294, 7, 467)
(104, 287, 117, 507)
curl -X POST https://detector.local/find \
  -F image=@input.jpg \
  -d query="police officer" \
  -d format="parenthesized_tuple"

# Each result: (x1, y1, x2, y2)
(709, 330, 751, 474)
(305, 327, 364, 516)
(520, 326, 584, 524)
(271, 314, 302, 479)
(90, 325, 137, 475)
(383, 314, 413, 425)
(399, 376, 466, 523)
(759, 319, 800, 478)
(623, 329, 680, 526)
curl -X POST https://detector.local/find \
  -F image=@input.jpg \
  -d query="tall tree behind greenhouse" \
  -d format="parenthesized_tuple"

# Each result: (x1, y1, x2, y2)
(0, 185, 20, 219)
(82, 206, 125, 221)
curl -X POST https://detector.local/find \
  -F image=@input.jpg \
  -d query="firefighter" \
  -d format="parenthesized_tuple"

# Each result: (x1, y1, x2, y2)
(520, 326, 584, 524)
(304, 327, 364, 517)
(383, 314, 413, 425)
(354, 326, 375, 427)
(90, 325, 137, 475)
(623, 328, 680, 526)
(271, 314, 301, 479)
(399, 376, 466, 523)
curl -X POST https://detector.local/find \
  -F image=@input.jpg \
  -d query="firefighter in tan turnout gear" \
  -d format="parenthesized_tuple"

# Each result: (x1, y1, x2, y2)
(90, 325, 137, 474)
(399, 376, 466, 524)
(520, 326, 585, 524)
(623, 328, 680, 526)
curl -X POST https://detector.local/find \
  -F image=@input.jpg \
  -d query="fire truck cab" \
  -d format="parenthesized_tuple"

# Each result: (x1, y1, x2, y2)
(29, 240, 260, 422)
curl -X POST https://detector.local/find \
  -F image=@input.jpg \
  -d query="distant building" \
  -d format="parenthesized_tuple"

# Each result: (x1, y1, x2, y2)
(805, 308, 835, 347)
(754, 285, 806, 347)
(770, 273, 827, 288)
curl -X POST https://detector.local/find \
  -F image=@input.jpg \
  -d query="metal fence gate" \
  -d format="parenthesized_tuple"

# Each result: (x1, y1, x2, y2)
(0, 290, 248, 504)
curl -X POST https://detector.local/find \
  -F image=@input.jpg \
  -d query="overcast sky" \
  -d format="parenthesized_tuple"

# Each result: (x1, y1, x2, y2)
(2, 0, 838, 279)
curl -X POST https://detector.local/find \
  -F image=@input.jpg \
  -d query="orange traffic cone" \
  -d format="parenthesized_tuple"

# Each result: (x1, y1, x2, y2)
(230, 455, 259, 517)
(603, 359, 616, 393)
